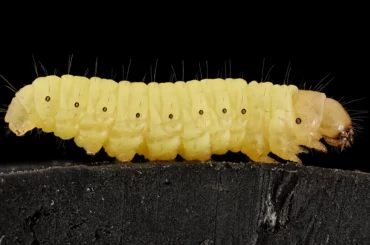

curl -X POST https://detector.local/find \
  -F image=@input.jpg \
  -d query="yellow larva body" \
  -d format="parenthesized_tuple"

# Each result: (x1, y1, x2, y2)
(4, 74, 354, 164)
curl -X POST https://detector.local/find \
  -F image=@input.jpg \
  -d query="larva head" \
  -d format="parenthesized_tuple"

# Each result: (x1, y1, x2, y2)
(292, 90, 354, 151)
(319, 97, 354, 150)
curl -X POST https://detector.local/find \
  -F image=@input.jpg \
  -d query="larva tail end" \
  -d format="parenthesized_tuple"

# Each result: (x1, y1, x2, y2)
(320, 98, 354, 150)
(4, 97, 36, 136)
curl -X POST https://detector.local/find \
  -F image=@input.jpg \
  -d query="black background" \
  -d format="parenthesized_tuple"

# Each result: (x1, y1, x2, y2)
(0, 33, 368, 172)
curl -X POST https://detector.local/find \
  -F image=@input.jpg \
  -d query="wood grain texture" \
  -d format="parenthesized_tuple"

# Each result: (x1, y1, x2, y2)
(0, 161, 369, 244)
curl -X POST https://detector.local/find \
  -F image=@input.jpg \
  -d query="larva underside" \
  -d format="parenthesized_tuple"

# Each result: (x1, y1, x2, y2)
(4, 74, 354, 164)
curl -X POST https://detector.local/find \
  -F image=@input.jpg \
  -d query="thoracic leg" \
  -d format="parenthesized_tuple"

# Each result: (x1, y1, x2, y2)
(308, 140, 327, 153)
(241, 134, 277, 164)
(280, 151, 302, 164)
(255, 155, 278, 163)
(270, 142, 302, 164)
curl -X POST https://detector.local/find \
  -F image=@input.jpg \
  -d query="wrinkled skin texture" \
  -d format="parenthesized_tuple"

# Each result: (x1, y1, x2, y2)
(4, 75, 354, 164)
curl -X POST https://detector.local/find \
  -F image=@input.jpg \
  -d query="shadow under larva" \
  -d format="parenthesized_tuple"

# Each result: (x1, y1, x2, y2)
(2, 67, 357, 165)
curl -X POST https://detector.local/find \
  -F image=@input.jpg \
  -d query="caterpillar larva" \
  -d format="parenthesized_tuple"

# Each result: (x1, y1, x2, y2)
(3, 74, 354, 164)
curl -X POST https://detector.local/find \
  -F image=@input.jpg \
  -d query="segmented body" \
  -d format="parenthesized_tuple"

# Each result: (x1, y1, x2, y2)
(6, 74, 312, 163)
